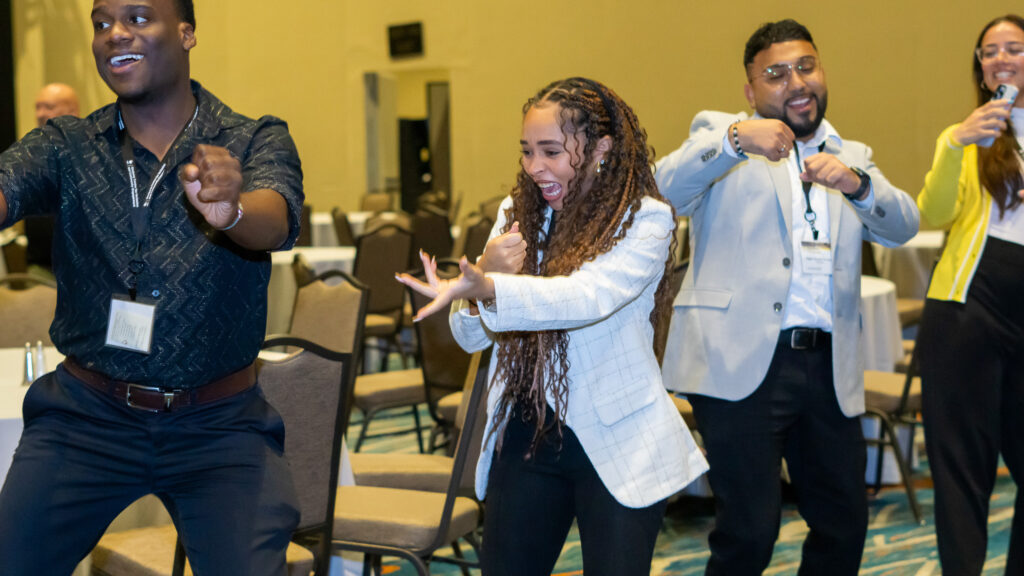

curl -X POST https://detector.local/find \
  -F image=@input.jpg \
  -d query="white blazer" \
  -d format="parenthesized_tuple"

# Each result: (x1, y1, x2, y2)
(450, 196, 708, 509)
(656, 111, 920, 416)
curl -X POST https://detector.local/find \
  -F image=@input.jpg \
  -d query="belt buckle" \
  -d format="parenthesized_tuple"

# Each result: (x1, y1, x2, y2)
(790, 328, 812, 350)
(125, 382, 174, 412)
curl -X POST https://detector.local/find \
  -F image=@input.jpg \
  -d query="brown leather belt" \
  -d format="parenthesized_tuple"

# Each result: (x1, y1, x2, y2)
(62, 357, 256, 412)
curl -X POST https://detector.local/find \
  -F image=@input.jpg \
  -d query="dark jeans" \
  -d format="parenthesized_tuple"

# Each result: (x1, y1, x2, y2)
(0, 365, 299, 576)
(481, 406, 667, 576)
(689, 333, 867, 576)
(919, 237, 1024, 576)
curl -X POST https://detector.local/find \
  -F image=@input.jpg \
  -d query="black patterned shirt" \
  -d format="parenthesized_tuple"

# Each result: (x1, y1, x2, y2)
(0, 81, 303, 388)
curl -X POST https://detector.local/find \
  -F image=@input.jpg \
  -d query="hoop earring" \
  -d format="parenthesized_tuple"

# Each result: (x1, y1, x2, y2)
(596, 159, 606, 175)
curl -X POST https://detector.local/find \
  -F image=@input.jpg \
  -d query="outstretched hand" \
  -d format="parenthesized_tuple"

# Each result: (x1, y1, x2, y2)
(180, 144, 243, 230)
(396, 250, 496, 321)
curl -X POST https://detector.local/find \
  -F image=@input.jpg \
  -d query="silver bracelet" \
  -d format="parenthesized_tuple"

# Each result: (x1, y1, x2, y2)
(218, 202, 244, 231)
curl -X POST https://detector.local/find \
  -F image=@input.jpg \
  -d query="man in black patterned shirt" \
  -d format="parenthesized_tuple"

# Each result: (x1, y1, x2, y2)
(0, 1, 304, 574)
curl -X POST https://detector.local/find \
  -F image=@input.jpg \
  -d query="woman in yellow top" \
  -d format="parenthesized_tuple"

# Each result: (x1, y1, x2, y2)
(918, 14, 1024, 574)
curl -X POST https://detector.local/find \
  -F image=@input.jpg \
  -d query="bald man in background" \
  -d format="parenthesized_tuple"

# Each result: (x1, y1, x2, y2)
(34, 83, 80, 128)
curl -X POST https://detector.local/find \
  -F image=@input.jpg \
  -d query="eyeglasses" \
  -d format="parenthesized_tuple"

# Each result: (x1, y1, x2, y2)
(976, 43, 1024, 62)
(755, 56, 818, 86)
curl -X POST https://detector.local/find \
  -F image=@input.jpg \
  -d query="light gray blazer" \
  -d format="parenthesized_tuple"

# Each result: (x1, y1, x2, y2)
(656, 111, 919, 416)
(450, 196, 708, 508)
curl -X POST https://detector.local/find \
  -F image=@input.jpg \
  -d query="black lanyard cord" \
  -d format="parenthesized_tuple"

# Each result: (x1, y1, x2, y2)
(792, 141, 827, 241)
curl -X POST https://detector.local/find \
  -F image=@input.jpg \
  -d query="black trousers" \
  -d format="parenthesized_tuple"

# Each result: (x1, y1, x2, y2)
(0, 365, 299, 576)
(480, 406, 668, 576)
(919, 236, 1024, 576)
(689, 332, 867, 576)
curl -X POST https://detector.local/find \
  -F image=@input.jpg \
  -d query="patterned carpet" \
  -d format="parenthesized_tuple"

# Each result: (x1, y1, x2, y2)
(354, 407, 1018, 575)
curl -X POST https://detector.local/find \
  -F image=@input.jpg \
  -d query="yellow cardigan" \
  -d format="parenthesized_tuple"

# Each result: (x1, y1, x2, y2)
(918, 124, 993, 303)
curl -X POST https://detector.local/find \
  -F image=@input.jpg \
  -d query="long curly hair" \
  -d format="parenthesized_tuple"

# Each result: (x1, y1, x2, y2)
(973, 14, 1024, 217)
(490, 77, 676, 455)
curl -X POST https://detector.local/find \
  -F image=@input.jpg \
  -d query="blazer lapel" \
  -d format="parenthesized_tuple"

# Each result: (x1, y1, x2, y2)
(767, 161, 793, 245)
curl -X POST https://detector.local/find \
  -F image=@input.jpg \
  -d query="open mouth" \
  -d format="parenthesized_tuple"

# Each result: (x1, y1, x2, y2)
(109, 54, 144, 69)
(537, 181, 562, 201)
(786, 95, 814, 112)
(994, 70, 1017, 81)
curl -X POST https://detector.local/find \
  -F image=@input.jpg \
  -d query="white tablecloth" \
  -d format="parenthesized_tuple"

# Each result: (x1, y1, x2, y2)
(267, 246, 357, 336)
(860, 275, 903, 372)
(873, 230, 944, 299)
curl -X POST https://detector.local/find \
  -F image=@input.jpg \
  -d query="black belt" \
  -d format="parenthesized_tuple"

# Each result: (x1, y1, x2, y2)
(779, 327, 831, 351)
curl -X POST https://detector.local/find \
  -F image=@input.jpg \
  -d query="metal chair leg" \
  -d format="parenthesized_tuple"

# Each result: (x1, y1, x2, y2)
(354, 409, 376, 452)
(411, 405, 425, 453)
(878, 414, 925, 525)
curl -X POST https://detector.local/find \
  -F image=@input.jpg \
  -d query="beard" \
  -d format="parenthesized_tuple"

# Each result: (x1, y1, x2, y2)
(761, 91, 829, 139)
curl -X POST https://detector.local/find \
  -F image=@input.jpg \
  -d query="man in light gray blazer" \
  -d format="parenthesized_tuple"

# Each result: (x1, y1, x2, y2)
(656, 19, 919, 576)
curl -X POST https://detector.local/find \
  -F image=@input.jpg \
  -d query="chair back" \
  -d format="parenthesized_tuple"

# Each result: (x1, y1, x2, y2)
(0, 274, 57, 347)
(407, 261, 473, 419)
(331, 207, 357, 247)
(479, 195, 506, 223)
(288, 269, 369, 364)
(453, 213, 494, 263)
(360, 192, 395, 213)
(291, 253, 317, 289)
(353, 223, 413, 317)
(259, 336, 353, 574)
(417, 347, 491, 555)
(1, 238, 27, 274)
(364, 211, 413, 236)
(411, 206, 454, 261)
(297, 203, 313, 247)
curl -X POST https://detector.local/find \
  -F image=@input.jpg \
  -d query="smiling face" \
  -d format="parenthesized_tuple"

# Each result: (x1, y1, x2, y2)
(520, 103, 592, 211)
(91, 0, 194, 103)
(744, 40, 828, 140)
(978, 21, 1024, 102)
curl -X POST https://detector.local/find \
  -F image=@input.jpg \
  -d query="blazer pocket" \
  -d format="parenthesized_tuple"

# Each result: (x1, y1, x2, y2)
(591, 378, 660, 426)
(674, 288, 732, 309)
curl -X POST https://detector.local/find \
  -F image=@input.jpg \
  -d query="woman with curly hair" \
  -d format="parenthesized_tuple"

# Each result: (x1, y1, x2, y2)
(917, 14, 1024, 574)
(398, 77, 707, 575)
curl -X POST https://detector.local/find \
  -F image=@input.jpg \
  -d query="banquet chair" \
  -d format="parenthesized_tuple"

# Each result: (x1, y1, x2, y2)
(288, 268, 369, 360)
(1, 235, 27, 274)
(478, 194, 506, 223)
(331, 207, 357, 247)
(351, 260, 471, 454)
(451, 213, 493, 263)
(361, 192, 396, 213)
(863, 338, 925, 525)
(353, 223, 415, 372)
(332, 349, 491, 576)
(291, 253, 318, 290)
(90, 336, 354, 576)
(412, 206, 454, 260)
(0, 274, 57, 347)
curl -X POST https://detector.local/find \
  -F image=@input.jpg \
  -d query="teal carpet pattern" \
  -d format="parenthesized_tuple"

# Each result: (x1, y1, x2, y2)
(354, 406, 1018, 575)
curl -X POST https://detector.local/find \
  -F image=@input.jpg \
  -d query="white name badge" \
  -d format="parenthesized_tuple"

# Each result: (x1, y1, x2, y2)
(800, 240, 834, 276)
(106, 297, 156, 354)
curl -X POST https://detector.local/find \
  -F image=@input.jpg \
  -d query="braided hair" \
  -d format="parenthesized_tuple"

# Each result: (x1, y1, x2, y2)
(490, 77, 676, 455)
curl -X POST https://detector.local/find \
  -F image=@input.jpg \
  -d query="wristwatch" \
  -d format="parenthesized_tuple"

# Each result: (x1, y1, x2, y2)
(846, 167, 871, 201)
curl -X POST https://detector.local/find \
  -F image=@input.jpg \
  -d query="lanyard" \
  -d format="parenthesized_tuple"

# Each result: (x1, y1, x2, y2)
(792, 141, 827, 241)
(116, 103, 199, 299)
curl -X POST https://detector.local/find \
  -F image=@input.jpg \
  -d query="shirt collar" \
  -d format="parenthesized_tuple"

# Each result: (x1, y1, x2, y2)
(95, 80, 222, 143)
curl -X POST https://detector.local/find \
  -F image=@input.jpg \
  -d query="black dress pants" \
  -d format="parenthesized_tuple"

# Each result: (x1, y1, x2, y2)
(480, 406, 668, 576)
(0, 365, 299, 576)
(689, 331, 867, 576)
(919, 237, 1024, 576)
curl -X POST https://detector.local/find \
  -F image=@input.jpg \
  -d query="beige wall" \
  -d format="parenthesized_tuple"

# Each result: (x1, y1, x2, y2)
(12, 1, 1021, 218)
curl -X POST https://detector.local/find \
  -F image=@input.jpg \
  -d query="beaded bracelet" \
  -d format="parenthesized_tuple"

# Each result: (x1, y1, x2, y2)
(218, 203, 244, 231)
(731, 122, 746, 157)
